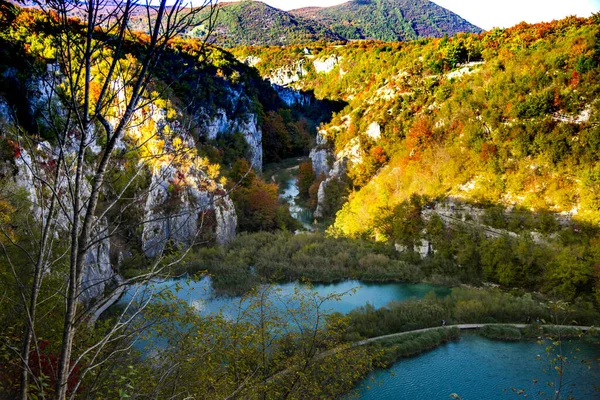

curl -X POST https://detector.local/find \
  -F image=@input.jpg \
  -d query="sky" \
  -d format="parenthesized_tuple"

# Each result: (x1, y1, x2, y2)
(223, 0, 600, 30)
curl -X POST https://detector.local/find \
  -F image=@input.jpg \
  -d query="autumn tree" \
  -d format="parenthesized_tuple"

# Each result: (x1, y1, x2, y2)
(0, 1, 219, 399)
(296, 160, 315, 198)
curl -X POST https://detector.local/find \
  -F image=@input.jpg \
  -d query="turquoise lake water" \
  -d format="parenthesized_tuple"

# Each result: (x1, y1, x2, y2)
(352, 334, 600, 399)
(118, 277, 450, 318)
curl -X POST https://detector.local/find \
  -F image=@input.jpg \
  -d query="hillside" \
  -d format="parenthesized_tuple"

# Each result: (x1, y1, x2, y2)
(233, 16, 600, 231)
(291, 0, 483, 42)
(188, 0, 481, 46)
(191, 1, 344, 47)
(2, 3, 600, 399)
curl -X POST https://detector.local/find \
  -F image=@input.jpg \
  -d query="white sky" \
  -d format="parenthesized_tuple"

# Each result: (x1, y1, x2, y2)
(223, 0, 600, 30)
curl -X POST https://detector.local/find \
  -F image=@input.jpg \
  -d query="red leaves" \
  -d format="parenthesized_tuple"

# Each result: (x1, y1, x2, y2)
(6, 139, 21, 159)
(370, 145, 387, 165)
(29, 340, 83, 396)
(480, 143, 497, 162)
(570, 70, 581, 88)
(406, 117, 434, 160)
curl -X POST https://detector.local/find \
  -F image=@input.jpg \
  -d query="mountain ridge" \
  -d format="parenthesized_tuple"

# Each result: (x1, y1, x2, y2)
(290, 0, 483, 42)
(196, 0, 482, 46)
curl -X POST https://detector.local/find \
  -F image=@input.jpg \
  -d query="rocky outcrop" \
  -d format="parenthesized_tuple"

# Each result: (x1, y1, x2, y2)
(242, 56, 261, 67)
(267, 60, 308, 87)
(308, 128, 350, 219)
(1, 71, 240, 307)
(200, 105, 263, 169)
(309, 130, 332, 177)
(81, 220, 118, 303)
(336, 137, 363, 165)
(395, 240, 432, 259)
(309, 148, 331, 177)
(313, 55, 340, 74)
(446, 61, 485, 80)
(314, 158, 347, 219)
(365, 122, 382, 141)
(142, 165, 237, 258)
(214, 194, 237, 244)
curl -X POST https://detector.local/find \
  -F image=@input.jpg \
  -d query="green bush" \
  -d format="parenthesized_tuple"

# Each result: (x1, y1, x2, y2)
(479, 324, 522, 341)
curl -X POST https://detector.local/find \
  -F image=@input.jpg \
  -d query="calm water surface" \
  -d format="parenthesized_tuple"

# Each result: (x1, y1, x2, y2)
(353, 335, 600, 400)
(118, 277, 450, 318)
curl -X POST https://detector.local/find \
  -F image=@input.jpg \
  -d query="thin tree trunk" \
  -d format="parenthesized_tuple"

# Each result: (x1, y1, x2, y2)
(19, 148, 62, 400)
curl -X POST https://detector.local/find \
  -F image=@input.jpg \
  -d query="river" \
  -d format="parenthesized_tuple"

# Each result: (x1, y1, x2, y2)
(280, 176, 315, 231)
(116, 164, 600, 398)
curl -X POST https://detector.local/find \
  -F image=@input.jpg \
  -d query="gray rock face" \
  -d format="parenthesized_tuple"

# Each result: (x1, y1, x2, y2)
(81, 220, 117, 304)
(214, 195, 237, 244)
(142, 164, 237, 258)
(313, 55, 340, 74)
(201, 106, 263, 169)
(243, 56, 261, 67)
(267, 60, 307, 87)
(315, 129, 328, 146)
(365, 122, 381, 140)
(273, 84, 312, 107)
(309, 128, 350, 219)
(309, 148, 330, 177)
(2, 74, 240, 307)
(314, 158, 347, 218)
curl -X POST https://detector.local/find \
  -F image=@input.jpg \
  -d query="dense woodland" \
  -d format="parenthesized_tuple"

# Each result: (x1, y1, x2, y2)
(290, 0, 482, 42)
(234, 17, 600, 225)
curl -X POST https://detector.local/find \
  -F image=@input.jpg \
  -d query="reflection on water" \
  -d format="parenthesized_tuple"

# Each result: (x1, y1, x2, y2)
(116, 278, 449, 354)
(119, 277, 450, 319)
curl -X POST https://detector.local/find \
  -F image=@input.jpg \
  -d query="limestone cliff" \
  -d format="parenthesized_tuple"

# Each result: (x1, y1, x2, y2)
(0, 70, 240, 305)
(199, 86, 263, 169)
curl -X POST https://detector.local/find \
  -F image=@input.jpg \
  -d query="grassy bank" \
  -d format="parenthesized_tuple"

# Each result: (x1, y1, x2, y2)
(178, 231, 424, 295)
(479, 324, 600, 342)
(479, 324, 523, 341)
(371, 327, 461, 367)
(341, 287, 600, 341)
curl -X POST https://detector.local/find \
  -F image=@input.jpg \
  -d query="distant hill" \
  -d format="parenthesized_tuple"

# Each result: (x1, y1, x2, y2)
(191, 0, 481, 46)
(194, 1, 344, 47)
(291, 0, 483, 41)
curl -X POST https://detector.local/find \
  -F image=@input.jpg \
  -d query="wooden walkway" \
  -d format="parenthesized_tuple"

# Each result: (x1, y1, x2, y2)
(225, 324, 596, 399)
(352, 324, 594, 348)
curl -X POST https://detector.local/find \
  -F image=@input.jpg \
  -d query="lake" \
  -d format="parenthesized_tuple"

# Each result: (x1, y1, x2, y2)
(118, 277, 450, 318)
(352, 334, 600, 399)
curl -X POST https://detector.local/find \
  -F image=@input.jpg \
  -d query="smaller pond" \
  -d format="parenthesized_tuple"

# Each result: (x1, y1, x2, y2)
(352, 335, 600, 400)
(118, 277, 450, 319)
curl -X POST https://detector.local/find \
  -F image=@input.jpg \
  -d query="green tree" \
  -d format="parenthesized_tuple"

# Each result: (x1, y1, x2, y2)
(131, 283, 374, 399)
(546, 245, 595, 300)
(375, 195, 425, 249)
